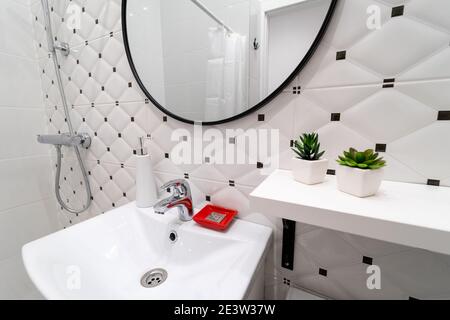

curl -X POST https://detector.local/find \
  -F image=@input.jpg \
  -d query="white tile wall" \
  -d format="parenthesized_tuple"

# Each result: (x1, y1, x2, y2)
(31, 0, 450, 300)
(0, 0, 58, 300)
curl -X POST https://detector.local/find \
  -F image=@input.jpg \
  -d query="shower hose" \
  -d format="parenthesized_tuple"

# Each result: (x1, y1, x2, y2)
(54, 144, 92, 214)
(41, 0, 92, 214)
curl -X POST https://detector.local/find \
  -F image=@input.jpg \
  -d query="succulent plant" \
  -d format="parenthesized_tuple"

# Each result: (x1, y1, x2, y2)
(337, 148, 386, 170)
(292, 133, 325, 161)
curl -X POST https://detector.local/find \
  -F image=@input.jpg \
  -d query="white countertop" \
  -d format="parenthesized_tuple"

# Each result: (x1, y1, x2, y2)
(250, 170, 450, 255)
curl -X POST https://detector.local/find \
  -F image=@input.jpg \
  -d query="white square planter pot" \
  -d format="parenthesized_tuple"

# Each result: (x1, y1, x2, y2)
(336, 165, 384, 198)
(291, 158, 328, 185)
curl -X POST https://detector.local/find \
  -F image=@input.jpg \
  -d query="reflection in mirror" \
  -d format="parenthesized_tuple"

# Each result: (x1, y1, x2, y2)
(124, 0, 335, 124)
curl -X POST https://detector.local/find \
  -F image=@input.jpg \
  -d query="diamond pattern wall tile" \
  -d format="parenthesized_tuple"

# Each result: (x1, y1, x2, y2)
(317, 123, 373, 169)
(377, 250, 450, 298)
(302, 85, 381, 114)
(322, 0, 391, 50)
(399, 47, 450, 81)
(349, 17, 449, 76)
(406, 0, 450, 33)
(380, 154, 427, 185)
(329, 264, 407, 300)
(342, 89, 437, 143)
(298, 229, 363, 269)
(301, 42, 382, 88)
(396, 80, 450, 110)
(389, 122, 450, 179)
(293, 96, 330, 135)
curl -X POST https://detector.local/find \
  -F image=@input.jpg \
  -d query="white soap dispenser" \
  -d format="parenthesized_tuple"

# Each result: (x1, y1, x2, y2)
(135, 137, 158, 208)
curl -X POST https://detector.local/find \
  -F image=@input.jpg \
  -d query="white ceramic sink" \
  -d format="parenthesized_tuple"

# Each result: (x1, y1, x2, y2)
(22, 203, 272, 300)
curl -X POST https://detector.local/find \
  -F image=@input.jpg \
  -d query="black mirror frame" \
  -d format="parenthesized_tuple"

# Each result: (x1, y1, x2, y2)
(122, 0, 338, 126)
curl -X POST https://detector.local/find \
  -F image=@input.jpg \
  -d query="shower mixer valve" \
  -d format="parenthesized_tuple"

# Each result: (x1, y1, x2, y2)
(37, 133, 92, 149)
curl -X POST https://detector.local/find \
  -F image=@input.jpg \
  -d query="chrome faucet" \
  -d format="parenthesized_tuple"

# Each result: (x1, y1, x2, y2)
(154, 179, 193, 222)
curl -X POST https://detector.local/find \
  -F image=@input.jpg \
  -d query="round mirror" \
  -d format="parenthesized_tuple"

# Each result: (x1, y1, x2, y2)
(123, 0, 337, 125)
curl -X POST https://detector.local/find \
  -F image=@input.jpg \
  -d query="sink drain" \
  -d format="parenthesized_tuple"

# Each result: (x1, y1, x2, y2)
(140, 268, 168, 288)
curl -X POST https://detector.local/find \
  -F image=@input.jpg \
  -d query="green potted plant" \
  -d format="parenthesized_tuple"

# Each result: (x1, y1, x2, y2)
(291, 133, 328, 185)
(336, 148, 386, 197)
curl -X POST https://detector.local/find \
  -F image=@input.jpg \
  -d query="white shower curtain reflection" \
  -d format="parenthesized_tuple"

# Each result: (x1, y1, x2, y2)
(205, 27, 248, 121)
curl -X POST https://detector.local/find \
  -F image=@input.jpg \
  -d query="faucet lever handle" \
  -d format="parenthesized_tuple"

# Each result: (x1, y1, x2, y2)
(160, 179, 191, 198)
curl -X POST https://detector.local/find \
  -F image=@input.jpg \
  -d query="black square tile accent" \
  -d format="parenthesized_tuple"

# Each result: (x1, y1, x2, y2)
(331, 113, 341, 121)
(257, 162, 264, 169)
(258, 114, 265, 121)
(206, 195, 211, 202)
(204, 157, 210, 163)
(290, 140, 294, 148)
(383, 78, 395, 88)
(336, 51, 346, 60)
(165, 153, 169, 159)
(319, 268, 328, 277)
(123, 192, 127, 197)
(131, 117, 135, 122)
(375, 144, 387, 152)
(391, 5, 404, 17)
(293, 86, 301, 95)
(362, 256, 373, 265)
(98, 53, 102, 59)
(106, 147, 110, 152)
(109, 176, 113, 180)
(229, 180, 235, 187)
(427, 179, 440, 186)
(118, 133, 122, 138)
(229, 137, 236, 144)
(283, 278, 291, 286)
(184, 173, 189, 179)
(438, 111, 450, 121)
(128, 82, 132, 88)
(163, 116, 168, 122)
(327, 169, 336, 176)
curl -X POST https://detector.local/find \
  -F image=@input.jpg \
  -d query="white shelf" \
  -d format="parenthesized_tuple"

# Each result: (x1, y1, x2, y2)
(250, 169, 450, 255)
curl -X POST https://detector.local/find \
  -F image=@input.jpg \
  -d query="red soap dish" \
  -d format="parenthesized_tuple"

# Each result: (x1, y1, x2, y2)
(193, 205, 238, 231)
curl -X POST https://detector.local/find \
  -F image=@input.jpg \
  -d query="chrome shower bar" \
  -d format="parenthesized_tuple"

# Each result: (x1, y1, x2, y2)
(190, 0, 234, 33)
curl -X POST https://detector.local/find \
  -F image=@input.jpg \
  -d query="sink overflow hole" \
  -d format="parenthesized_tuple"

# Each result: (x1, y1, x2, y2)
(141, 268, 168, 288)
(169, 230, 178, 242)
